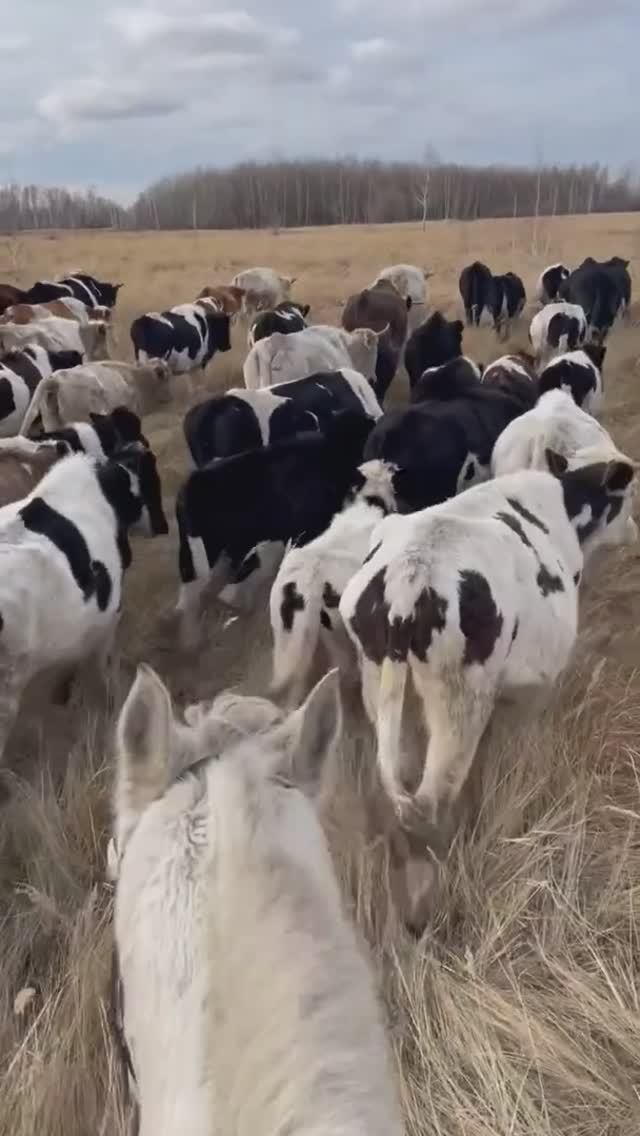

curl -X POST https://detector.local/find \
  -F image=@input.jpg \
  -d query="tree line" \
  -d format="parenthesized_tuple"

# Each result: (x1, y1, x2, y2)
(1, 159, 639, 232)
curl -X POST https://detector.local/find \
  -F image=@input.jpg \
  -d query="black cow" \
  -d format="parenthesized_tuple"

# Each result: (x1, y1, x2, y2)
(175, 411, 374, 642)
(404, 311, 464, 388)
(459, 262, 526, 337)
(536, 263, 570, 304)
(459, 261, 494, 326)
(342, 279, 410, 402)
(130, 301, 231, 374)
(495, 271, 526, 335)
(183, 368, 381, 467)
(364, 375, 527, 513)
(248, 301, 310, 347)
(559, 256, 631, 342)
(24, 273, 122, 309)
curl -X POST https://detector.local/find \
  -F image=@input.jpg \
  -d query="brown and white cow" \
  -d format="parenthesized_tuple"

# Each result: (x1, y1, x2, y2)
(196, 284, 246, 317)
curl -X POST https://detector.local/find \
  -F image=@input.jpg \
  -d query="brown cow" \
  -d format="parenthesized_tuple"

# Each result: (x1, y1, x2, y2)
(0, 284, 27, 316)
(342, 279, 410, 402)
(196, 284, 245, 317)
(0, 297, 92, 325)
(0, 442, 66, 507)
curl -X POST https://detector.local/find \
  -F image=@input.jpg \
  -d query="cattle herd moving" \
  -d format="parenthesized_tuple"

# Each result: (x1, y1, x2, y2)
(0, 251, 635, 1134)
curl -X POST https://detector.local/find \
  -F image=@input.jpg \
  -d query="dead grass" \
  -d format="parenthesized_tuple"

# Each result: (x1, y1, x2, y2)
(1, 215, 640, 1135)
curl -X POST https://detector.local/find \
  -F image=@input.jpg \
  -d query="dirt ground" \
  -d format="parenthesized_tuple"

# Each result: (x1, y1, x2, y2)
(1, 214, 640, 1136)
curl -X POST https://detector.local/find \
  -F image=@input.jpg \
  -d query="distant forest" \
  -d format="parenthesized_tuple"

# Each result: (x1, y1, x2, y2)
(1, 158, 639, 231)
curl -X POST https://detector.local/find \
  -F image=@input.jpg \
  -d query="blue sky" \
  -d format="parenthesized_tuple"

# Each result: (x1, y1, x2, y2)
(1, 0, 636, 203)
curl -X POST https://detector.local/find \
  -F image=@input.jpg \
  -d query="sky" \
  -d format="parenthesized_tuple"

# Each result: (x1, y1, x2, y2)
(0, 0, 637, 203)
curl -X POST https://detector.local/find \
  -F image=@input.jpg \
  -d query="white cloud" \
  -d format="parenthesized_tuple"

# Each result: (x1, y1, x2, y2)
(350, 37, 392, 61)
(38, 78, 185, 125)
(108, 8, 270, 54)
(0, 35, 29, 54)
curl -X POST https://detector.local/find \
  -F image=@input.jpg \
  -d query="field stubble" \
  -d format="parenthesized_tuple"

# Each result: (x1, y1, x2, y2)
(1, 214, 640, 1135)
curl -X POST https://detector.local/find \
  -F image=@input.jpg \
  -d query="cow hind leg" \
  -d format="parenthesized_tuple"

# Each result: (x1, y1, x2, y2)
(0, 654, 26, 773)
(404, 667, 494, 847)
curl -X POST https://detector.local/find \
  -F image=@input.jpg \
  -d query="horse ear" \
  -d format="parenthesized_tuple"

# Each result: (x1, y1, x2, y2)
(271, 669, 342, 788)
(114, 664, 174, 852)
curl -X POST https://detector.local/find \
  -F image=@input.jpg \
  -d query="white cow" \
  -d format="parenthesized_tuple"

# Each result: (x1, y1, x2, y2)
(112, 665, 404, 1136)
(529, 302, 587, 366)
(270, 459, 398, 706)
(372, 264, 431, 330)
(230, 267, 296, 318)
(492, 389, 620, 477)
(0, 317, 107, 362)
(243, 325, 383, 390)
(339, 458, 637, 920)
(0, 449, 168, 760)
(19, 359, 172, 434)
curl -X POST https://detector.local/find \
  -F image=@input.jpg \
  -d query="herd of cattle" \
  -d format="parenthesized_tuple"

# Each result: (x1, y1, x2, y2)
(0, 250, 636, 1132)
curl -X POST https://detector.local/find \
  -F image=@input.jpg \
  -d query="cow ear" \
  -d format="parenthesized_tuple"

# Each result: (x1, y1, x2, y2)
(302, 304, 310, 318)
(545, 448, 569, 477)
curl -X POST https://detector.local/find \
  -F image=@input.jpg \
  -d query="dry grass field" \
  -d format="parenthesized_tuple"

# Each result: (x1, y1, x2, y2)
(1, 213, 640, 1136)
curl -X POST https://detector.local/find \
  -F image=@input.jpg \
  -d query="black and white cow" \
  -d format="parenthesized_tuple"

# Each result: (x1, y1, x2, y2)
(535, 263, 570, 304)
(363, 373, 528, 512)
(338, 453, 637, 927)
(183, 368, 381, 467)
(0, 444, 168, 759)
(459, 263, 525, 337)
(130, 299, 231, 374)
(24, 273, 122, 310)
(404, 311, 464, 389)
(529, 302, 587, 365)
(1, 406, 149, 461)
(480, 353, 539, 409)
(559, 256, 631, 342)
(410, 356, 481, 404)
(175, 411, 374, 644)
(247, 301, 310, 348)
(0, 345, 83, 437)
(538, 345, 606, 417)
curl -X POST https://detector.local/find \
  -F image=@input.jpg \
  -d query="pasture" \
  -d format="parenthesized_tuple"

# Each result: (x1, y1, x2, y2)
(1, 212, 640, 1136)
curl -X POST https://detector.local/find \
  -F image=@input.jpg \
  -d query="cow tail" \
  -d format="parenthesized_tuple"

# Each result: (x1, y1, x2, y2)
(587, 292, 604, 344)
(20, 378, 57, 435)
(376, 656, 408, 797)
(269, 565, 322, 705)
(243, 348, 260, 390)
(470, 274, 481, 325)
